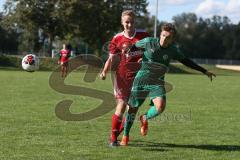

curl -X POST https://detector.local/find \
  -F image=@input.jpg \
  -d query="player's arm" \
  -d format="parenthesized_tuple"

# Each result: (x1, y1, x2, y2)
(129, 38, 148, 63)
(134, 37, 148, 49)
(179, 58, 216, 81)
(100, 54, 113, 80)
(67, 51, 71, 58)
(100, 54, 119, 80)
(58, 52, 62, 64)
(100, 37, 119, 80)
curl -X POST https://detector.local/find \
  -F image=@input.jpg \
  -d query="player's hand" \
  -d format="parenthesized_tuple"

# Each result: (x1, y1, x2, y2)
(57, 61, 60, 65)
(100, 72, 106, 80)
(205, 71, 216, 81)
(122, 44, 131, 54)
(137, 58, 142, 63)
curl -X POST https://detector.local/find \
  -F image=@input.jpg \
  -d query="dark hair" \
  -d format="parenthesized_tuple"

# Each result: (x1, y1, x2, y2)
(161, 23, 177, 37)
(66, 44, 72, 51)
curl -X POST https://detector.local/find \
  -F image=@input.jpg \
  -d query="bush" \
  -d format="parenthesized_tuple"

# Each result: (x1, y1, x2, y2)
(0, 55, 21, 68)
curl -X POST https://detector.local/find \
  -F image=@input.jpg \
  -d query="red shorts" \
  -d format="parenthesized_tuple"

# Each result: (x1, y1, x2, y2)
(113, 74, 134, 102)
(60, 61, 68, 66)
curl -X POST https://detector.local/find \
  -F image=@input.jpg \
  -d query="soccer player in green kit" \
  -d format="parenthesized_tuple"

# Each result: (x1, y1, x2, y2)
(120, 23, 216, 146)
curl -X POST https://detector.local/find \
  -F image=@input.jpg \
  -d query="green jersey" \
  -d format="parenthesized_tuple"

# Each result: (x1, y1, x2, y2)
(128, 37, 185, 107)
(135, 37, 185, 79)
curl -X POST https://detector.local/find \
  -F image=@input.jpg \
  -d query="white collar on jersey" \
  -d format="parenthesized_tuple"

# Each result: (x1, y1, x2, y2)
(123, 29, 136, 39)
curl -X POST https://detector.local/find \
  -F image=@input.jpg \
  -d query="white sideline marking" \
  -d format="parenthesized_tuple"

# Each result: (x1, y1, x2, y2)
(216, 65, 240, 71)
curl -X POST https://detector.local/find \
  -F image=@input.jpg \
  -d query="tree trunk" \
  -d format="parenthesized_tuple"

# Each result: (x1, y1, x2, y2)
(95, 38, 102, 57)
(48, 33, 53, 57)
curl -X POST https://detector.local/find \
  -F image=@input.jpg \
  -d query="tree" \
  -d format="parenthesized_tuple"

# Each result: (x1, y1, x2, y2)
(2, 0, 148, 56)
(173, 13, 199, 57)
(0, 12, 19, 54)
(70, 0, 148, 56)
(172, 13, 239, 59)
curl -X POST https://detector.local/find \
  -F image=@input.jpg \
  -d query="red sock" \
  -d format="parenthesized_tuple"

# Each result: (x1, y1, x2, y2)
(111, 114, 122, 142)
(118, 117, 126, 135)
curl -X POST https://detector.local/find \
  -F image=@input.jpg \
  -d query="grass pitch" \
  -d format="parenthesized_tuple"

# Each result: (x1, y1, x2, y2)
(0, 67, 240, 160)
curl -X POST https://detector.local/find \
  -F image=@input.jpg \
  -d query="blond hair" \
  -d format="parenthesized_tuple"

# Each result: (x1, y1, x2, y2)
(121, 10, 135, 19)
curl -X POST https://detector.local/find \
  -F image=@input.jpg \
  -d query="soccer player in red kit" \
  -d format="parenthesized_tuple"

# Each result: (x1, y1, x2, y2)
(58, 44, 71, 78)
(99, 10, 149, 146)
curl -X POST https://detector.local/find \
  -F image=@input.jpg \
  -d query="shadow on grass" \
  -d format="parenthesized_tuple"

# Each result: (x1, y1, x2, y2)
(130, 140, 240, 152)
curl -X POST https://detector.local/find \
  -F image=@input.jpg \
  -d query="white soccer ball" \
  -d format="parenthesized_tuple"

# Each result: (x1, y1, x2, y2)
(21, 54, 39, 72)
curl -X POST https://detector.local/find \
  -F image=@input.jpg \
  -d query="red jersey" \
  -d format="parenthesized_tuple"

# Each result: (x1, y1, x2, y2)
(109, 29, 149, 100)
(109, 29, 149, 80)
(59, 49, 71, 63)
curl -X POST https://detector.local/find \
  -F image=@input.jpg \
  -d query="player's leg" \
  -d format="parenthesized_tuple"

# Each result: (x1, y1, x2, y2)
(60, 63, 64, 78)
(140, 85, 166, 136)
(62, 65, 66, 78)
(118, 109, 127, 134)
(140, 96, 166, 136)
(147, 97, 166, 118)
(109, 77, 129, 146)
(115, 102, 127, 137)
(64, 62, 68, 77)
(120, 106, 138, 146)
(120, 88, 148, 146)
(110, 99, 127, 146)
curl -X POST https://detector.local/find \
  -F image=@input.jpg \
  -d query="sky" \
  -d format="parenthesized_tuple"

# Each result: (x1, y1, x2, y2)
(147, 0, 240, 24)
(0, 0, 4, 11)
(0, 0, 239, 24)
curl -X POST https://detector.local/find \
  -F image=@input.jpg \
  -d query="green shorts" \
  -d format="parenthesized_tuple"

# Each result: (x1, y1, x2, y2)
(128, 84, 166, 108)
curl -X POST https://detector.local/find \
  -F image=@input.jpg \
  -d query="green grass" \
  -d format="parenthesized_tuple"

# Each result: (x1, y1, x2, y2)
(0, 67, 240, 160)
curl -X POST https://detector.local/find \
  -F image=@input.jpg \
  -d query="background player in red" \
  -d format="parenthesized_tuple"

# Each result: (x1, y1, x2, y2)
(99, 10, 149, 146)
(58, 43, 71, 78)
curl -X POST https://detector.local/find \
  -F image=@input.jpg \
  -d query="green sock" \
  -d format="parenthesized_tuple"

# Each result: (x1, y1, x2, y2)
(146, 105, 159, 120)
(123, 112, 136, 136)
